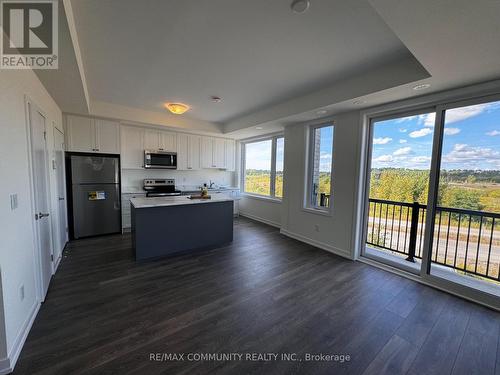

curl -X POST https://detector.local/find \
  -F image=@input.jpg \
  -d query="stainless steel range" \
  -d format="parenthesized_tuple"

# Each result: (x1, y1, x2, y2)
(143, 179, 182, 197)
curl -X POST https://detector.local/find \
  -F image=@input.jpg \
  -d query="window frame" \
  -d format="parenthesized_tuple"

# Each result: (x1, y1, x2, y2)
(241, 134, 284, 200)
(304, 122, 335, 214)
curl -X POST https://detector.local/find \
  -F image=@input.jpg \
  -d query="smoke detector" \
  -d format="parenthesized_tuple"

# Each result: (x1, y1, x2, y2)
(291, 0, 310, 14)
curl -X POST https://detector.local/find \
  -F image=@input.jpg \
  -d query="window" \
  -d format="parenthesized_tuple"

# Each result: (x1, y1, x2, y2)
(307, 124, 334, 210)
(243, 135, 284, 198)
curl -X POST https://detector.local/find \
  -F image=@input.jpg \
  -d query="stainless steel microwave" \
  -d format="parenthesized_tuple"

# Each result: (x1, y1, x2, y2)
(144, 150, 177, 169)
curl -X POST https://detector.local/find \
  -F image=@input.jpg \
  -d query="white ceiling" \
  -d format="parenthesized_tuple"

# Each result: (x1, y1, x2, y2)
(68, 0, 419, 124)
(40, 0, 500, 138)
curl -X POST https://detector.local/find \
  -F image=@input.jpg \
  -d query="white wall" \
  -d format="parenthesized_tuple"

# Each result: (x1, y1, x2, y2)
(280, 111, 360, 259)
(0, 69, 62, 372)
(238, 196, 282, 227)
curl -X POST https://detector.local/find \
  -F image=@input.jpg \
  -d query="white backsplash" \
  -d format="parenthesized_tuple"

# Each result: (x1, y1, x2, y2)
(121, 169, 237, 193)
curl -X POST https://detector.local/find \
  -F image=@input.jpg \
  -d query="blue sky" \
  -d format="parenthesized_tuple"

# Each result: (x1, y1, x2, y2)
(372, 101, 500, 170)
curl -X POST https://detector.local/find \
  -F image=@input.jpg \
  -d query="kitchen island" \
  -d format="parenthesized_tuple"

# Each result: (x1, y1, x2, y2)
(130, 196, 234, 261)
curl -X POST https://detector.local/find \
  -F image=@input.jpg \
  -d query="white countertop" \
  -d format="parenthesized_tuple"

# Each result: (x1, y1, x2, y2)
(131, 195, 235, 208)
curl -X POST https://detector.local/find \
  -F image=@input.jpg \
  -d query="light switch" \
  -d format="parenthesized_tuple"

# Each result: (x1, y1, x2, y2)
(10, 194, 18, 210)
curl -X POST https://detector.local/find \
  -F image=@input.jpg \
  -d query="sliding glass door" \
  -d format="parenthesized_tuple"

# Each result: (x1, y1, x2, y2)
(427, 99, 500, 294)
(363, 95, 500, 301)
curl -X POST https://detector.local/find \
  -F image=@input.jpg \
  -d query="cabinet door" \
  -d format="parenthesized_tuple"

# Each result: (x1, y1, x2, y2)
(225, 139, 235, 171)
(213, 138, 226, 168)
(66, 115, 95, 152)
(95, 119, 120, 154)
(121, 126, 144, 169)
(188, 135, 201, 170)
(160, 131, 177, 152)
(201, 137, 214, 168)
(176, 133, 188, 170)
(144, 130, 160, 150)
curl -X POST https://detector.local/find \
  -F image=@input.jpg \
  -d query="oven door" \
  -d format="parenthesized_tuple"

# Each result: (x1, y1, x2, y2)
(144, 151, 177, 169)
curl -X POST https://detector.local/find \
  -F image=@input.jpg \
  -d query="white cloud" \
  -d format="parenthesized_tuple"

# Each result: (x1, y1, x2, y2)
(373, 137, 392, 145)
(393, 147, 412, 156)
(399, 139, 407, 144)
(395, 115, 417, 123)
(442, 143, 500, 169)
(486, 130, 500, 136)
(445, 102, 499, 124)
(373, 154, 393, 163)
(399, 128, 408, 133)
(418, 113, 436, 127)
(443, 127, 461, 135)
(410, 156, 431, 164)
(409, 128, 433, 138)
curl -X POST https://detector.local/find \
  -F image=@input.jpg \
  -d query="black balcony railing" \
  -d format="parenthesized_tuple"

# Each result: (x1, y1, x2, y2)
(366, 198, 500, 281)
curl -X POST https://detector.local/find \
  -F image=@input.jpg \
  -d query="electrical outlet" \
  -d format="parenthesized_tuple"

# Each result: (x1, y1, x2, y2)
(314, 224, 320, 232)
(19, 284, 24, 301)
(10, 194, 18, 210)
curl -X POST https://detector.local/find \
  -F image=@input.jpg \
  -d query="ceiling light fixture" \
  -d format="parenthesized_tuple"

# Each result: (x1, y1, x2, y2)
(412, 83, 431, 91)
(165, 102, 190, 115)
(291, 0, 310, 14)
(211, 96, 222, 103)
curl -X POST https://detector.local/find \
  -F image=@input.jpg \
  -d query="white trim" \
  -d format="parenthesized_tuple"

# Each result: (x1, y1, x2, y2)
(358, 256, 499, 311)
(239, 212, 281, 228)
(280, 228, 352, 260)
(0, 302, 41, 374)
(304, 122, 335, 214)
(240, 193, 282, 204)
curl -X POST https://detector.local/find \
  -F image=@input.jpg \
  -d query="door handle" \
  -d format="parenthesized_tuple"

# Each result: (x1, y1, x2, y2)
(38, 212, 50, 219)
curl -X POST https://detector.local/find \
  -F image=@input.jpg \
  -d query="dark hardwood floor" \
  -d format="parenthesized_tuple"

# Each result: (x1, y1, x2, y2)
(13, 217, 500, 375)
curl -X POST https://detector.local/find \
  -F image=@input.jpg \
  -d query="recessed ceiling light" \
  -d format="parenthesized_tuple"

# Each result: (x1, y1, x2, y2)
(316, 109, 328, 115)
(413, 83, 431, 91)
(211, 96, 222, 103)
(165, 102, 190, 115)
(291, 0, 310, 14)
(255, 126, 263, 130)
(353, 100, 366, 105)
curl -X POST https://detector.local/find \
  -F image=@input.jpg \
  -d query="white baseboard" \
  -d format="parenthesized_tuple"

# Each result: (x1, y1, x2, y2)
(0, 301, 41, 374)
(280, 228, 353, 260)
(239, 212, 281, 228)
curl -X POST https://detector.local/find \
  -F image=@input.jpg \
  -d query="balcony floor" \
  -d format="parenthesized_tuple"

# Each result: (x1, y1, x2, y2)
(13, 217, 500, 375)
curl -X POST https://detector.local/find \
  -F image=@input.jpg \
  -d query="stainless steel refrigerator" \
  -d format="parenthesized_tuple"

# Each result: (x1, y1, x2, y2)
(70, 155, 121, 239)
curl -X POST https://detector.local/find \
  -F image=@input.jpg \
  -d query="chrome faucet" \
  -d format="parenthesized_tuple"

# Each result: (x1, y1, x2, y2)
(209, 180, 216, 189)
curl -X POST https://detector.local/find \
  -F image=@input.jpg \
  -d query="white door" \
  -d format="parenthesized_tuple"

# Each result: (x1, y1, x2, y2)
(53, 128, 67, 264)
(95, 119, 120, 154)
(28, 102, 53, 300)
(66, 115, 95, 152)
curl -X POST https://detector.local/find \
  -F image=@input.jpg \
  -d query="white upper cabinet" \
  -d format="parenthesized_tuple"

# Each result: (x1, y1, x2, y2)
(66, 115, 95, 152)
(177, 134, 201, 170)
(160, 131, 177, 152)
(66, 115, 119, 154)
(201, 137, 227, 169)
(95, 119, 120, 154)
(144, 129, 160, 150)
(214, 138, 226, 168)
(225, 139, 236, 171)
(144, 129, 177, 151)
(121, 125, 144, 169)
